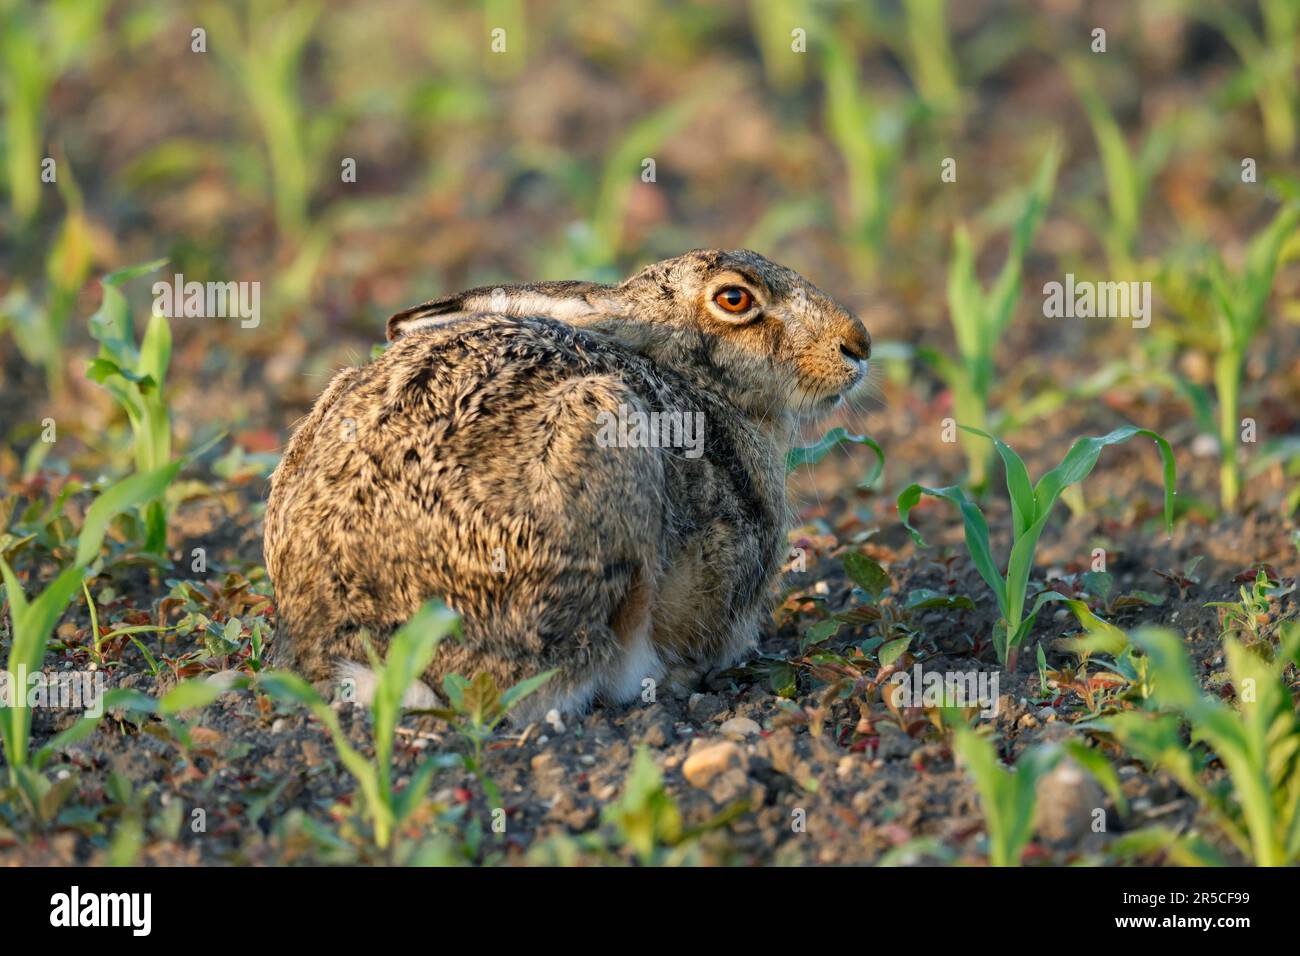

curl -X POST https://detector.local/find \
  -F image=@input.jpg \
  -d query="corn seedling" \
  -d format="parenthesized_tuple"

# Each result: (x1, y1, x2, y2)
(85, 260, 175, 555)
(0, 464, 181, 820)
(0, 164, 92, 393)
(919, 143, 1059, 489)
(1185, 0, 1298, 158)
(786, 426, 885, 486)
(900, 0, 963, 116)
(952, 727, 1124, 866)
(1204, 200, 1300, 510)
(256, 601, 460, 851)
(204, 0, 327, 239)
(1092, 624, 1300, 866)
(821, 32, 917, 272)
(0, 0, 107, 225)
(586, 95, 707, 272)
(898, 425, 1176, 670)
(748, 0, 812, 90)
(1066, 56, 1178, 272)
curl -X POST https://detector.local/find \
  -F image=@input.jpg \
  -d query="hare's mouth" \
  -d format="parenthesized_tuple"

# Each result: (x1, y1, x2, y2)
(791, 380, 853, 418)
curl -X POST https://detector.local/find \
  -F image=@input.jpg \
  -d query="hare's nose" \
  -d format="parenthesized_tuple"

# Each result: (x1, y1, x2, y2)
(839, 326, 872, 362)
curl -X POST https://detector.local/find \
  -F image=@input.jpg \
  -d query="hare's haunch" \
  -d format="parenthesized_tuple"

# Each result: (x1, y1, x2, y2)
(264, 249, 872, 720)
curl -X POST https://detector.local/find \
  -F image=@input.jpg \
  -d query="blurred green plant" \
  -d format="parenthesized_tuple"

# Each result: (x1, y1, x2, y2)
(952, 728, 1123, 866)
(900, 0, 963, 116)
(1093, 624, 1300, 866)
(899, 425, 1175, 670)
(1066, 57, 1179, 272)
(0, 464, 180, 821)
(786, 427, 884, 486)
(85, 260, 175, 555)
(585, 94, 706, 271)
(1187, 0, 1298, 159)
(257, 601, 460, 852)
(821, 33, 917, 272)
(1249, 437, 1300, 515)
(748, 0, 812, 90)
(1203, 200, 1300, 510)
(603, 747, 683, 865)
(205, 0, 327, 239)
(0, 164, 92, 394)
(0, 0, 107, 224)
(919, 143, 1059, 490)
(528, 746, 747, 865)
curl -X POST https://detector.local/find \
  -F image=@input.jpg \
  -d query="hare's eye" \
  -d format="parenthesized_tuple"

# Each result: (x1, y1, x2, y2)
(714, 287, 754, 313)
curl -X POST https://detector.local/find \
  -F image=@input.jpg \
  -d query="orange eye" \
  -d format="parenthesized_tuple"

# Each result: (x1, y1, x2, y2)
(714, 286, 754, 313)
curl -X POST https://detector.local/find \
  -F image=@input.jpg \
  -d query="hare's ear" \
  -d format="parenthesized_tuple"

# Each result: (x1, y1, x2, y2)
(386, 281, 615, 340)
(386, 294, 470, 340)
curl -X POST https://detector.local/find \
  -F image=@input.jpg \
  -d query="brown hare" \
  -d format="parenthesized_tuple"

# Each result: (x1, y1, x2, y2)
(263, 249, 871, 721)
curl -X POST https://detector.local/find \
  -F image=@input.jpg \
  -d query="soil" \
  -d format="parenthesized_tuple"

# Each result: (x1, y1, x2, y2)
(2, 411, 1295, 865)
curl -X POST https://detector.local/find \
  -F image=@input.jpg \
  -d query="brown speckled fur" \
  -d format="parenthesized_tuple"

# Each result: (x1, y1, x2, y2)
(264, 250, 871, 719)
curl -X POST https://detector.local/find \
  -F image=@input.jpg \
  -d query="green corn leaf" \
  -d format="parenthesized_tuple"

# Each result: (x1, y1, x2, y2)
(898, 482, 1007, 618)
(159, 678, 236, 716)
(1032, 426, 1177, 534)
(786, 427, 885, 484)
(74, 462, 182, 567)
(961, 426, 1033, 536)
(499, 668, 558, 714)
(953, 728, 1045, 866)
(138, 311, 171, 400)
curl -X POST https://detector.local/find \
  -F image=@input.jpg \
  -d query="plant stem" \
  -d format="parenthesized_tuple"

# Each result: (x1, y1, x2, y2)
(1215, 348, 1243, 511)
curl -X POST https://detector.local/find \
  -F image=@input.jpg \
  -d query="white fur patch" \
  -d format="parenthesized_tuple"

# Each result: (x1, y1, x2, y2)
(597, 620, 664, 706)
(333, 660, 438, 709)
(497, 627, 664, 726)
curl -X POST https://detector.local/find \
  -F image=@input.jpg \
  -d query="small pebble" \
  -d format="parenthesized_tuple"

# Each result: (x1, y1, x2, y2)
(1191, 434, 1219, 458)
(682, 741, 745, 787)
(719, 717, 762, 739)
(545, 709, 565, 734)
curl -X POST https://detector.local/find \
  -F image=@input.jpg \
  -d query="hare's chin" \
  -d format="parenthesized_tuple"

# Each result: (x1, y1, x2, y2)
(790, 387, 845, 419)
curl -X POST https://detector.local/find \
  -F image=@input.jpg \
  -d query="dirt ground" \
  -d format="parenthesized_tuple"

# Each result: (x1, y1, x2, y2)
(2, 381, 1295, 865)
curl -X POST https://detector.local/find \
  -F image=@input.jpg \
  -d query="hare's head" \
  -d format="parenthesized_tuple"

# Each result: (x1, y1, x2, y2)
(387, 249, 870, 421)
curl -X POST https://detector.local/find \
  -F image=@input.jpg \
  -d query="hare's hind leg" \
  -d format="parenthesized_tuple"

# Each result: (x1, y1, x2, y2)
(495, 572, 663, 724)
(597, 564, 664, 706)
